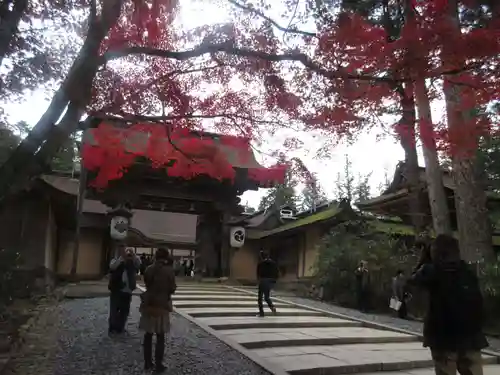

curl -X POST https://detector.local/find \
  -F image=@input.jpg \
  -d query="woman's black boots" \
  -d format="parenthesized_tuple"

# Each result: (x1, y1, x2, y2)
(143, 333, 153, 370)
(154, 333, 166, 373)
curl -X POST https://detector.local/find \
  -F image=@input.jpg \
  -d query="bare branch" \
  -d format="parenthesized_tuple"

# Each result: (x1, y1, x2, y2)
(227, 0, 317, 38)
(89, 0, 97, 22)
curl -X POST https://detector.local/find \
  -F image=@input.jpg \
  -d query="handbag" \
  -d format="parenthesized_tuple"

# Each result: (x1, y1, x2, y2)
(389, 297, 402, 311)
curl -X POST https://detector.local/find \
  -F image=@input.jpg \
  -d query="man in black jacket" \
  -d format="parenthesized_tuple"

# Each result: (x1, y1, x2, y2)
(256, 251, 279, 317)
(108, 245, 141, 334)
(409, 234, 487, 375)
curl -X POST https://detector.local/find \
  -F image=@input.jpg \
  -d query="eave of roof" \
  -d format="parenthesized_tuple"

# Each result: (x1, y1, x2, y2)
(366, 218, 500, 245)
(355, 188, 411, 208)
(247, 204, 342, 239)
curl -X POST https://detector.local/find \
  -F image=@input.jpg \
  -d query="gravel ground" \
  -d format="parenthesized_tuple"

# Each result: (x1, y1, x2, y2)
(272, 292, 500, 353)
(4, 296, 270, 375)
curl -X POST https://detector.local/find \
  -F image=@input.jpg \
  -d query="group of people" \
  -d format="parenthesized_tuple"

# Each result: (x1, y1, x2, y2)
(108, 245, 177, 373)
(106, 238, 488, 375)
(178, 258, 194, 277)
(355, 234, 489, 375)
(139, 253, 153, 275)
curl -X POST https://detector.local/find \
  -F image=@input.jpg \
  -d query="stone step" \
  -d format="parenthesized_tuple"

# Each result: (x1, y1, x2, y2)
(357, 364, 500, 375)
(172, 294, 256, 301)
(177, 307, 324, 318)
(252, 342, 498, 374)
(174, 290, 238, 295)
(222, 326, 418, 350)
(173, 300, 289, 309)
(199, 316, 362, 330)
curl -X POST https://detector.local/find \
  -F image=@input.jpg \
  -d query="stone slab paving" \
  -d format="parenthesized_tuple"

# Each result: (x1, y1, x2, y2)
(220, 327, 418, 349)
(173, 300, 289, 309)
(276, 293, 500, 352)
(198, 316, 363, 330)
(382, 365, 500, 375)
(253, 342, 497, 374)
(172, 290, 240, 295)
(174, 283, 500, 375)
(181, 307, 324, 318)
(173, 294, 256, 300)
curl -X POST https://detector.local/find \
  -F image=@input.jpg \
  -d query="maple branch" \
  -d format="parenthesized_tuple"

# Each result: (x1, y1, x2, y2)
(96, 64, 227, 114)
(97, 112, 284, 127)
(103, 42, 400, 83)
(227, 0, 317, 38)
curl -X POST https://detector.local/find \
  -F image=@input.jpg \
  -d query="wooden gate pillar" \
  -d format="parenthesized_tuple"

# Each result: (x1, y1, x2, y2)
(196, 211, 221, 277)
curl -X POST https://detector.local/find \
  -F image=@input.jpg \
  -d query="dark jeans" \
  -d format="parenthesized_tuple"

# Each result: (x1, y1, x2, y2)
(356, 287, 370, 312)
(258, 279, 275, 316)
(143, 332, 165, 369)
(398, 300, 408, 319)
(109, 291, 132, 333)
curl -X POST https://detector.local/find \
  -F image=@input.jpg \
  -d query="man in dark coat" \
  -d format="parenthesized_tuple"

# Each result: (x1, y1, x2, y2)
(256, 251, 279, 317)
(409, 234, 488, 375)
(108, 245, 141, 334)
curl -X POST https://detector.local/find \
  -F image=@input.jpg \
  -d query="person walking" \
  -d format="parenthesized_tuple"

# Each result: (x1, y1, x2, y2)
(409, 234, 488, 375)
(139, 248, 177, 373)
(256, 251, 279, 317)
(108, 245, 141, 334)
(354, 260, 370, 312)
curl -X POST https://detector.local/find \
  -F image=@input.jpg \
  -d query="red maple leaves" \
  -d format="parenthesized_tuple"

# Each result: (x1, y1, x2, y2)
(82, 122, 286, 188)
(83, 0, 500, 188)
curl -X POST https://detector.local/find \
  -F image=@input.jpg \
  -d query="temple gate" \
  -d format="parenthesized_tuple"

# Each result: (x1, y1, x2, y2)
(77, 118, 284, 277)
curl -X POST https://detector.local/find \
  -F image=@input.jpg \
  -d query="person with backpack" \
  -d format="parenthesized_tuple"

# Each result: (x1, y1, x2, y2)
(256, 251, 279, 317)
(409, 234, 488, 375)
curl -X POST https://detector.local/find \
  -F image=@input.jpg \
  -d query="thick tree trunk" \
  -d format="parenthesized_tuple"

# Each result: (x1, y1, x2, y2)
(414, 79, 452, 235)
(397, 85, 426, 233)
(0, 0, 28, 67)
(442, 0, 494, 262)
(402, 0, 451, 236)
(0, 0, 124, 204)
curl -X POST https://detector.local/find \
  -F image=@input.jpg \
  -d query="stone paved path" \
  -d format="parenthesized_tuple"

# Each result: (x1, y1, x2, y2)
(173, 284, 500, 375)
(270, 292, 500, 352)
(3, 296, 269, 375)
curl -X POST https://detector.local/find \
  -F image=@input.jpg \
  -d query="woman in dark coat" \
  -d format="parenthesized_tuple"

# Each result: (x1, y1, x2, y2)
(139, 248, 177, 373)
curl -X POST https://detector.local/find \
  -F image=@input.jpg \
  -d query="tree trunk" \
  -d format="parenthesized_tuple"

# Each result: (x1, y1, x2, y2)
(0, 0, 124, 204)
(414, 79, 452, 235)
(0, 0, 28, 67)
(397, 84, 426, 233)
(442, 0, 494, 262)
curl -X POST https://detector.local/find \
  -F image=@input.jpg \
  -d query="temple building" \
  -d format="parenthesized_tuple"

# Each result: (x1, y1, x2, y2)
(0, 118, 285, 288)
(4, 140, 500, 292)
(356, 161, 500, 257)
